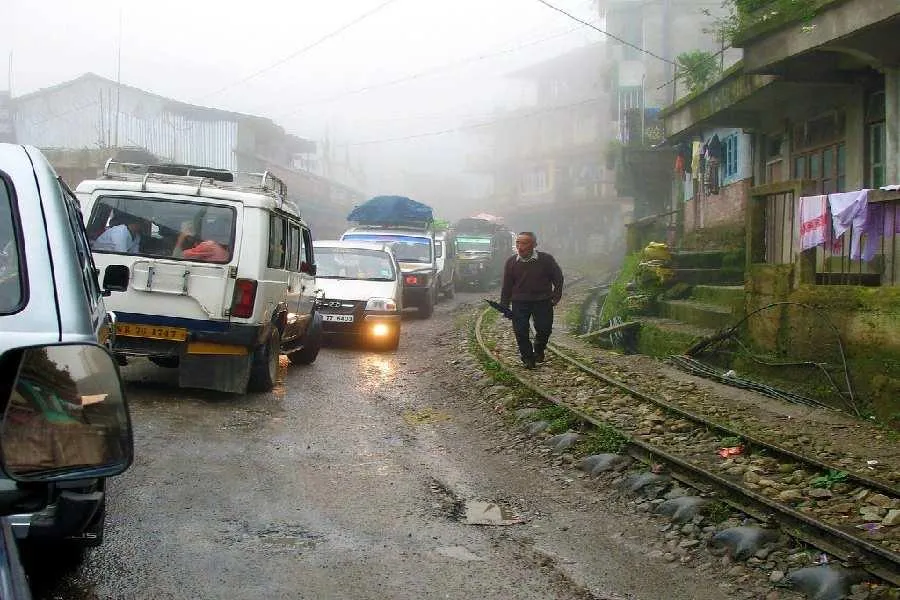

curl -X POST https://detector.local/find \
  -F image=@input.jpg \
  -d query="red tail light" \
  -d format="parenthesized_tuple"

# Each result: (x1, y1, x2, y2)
(231, 279, 258, 318)
(405, 275, 418, 285)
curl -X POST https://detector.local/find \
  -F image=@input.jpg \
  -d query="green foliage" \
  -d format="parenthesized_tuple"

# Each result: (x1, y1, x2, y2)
(705, 500, 733, 524)
(810, 469, 848, 489)
(575, 423, 629, 455)
(599, 253, 642, 323)
(713, 0, 822, 43)
(676, 51, 720, 94)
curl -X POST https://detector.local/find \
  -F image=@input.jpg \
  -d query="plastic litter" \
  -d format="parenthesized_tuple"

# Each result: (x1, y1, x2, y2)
(717, 445, 744, 458)
(709, 526, 779, 561)
(778, 565, 869, 600)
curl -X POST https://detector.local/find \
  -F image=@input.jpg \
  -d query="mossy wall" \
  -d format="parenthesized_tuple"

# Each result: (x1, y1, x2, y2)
(746, 264, 900, 426)
(680, 224, 746, 252)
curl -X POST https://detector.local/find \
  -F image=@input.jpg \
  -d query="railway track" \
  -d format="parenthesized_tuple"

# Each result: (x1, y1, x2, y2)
(473, 306, 900, 590)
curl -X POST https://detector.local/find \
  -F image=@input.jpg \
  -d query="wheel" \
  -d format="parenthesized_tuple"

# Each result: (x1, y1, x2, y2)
(288, 314, 322, 365)
(248, 328, 281, 392)
(418, 290, 434, 318)
(444, 279, 455, 299)
(149, 356, 179, 368)
(384, 329, 400, 351)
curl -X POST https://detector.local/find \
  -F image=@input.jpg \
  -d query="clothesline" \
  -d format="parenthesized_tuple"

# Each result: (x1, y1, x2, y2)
(798, 186, 900, 261)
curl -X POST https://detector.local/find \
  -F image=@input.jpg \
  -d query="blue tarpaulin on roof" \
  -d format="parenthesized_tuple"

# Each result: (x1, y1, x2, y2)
(347, 195, 433, 225)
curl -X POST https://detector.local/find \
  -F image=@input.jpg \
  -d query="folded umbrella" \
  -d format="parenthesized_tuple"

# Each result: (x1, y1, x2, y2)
(484, 299, 513, 320)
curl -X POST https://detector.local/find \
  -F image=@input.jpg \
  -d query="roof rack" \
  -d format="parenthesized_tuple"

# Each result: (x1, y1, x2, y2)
(100, 159, 288, 198)
(349, 219, 433, 230)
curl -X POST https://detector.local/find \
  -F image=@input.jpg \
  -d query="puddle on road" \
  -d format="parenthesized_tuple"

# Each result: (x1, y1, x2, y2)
(458, 501, 526, 526)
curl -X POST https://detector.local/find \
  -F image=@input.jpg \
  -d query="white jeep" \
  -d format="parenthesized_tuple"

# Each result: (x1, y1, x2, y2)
(77, 161, 323, 394)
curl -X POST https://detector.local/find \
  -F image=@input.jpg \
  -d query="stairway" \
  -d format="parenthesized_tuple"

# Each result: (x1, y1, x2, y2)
(658, 250, 746, 334)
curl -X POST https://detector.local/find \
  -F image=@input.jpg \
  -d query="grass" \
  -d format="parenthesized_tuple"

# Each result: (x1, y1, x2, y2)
(574, 423, 629, 455)
(705, 500, 733, 524)
(599, 253, 642, 324)
(810, 469, 848, 489)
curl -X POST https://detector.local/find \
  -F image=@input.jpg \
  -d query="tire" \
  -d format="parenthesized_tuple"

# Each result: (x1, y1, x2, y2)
(444, 279, 455, 299)
(149, 356, 179, 369)
(288, 314, 322, 365)
(383, 329, 400, 351)
(418, 290, 434, 318)
(248, 328, 281, 392)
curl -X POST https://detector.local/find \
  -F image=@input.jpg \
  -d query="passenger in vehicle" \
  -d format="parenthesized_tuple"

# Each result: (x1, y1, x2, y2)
(91, 213, 145, 253)
(176, 217, 231, 263)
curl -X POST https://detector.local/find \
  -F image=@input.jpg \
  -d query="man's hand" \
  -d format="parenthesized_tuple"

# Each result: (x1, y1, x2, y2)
(500, 299, 510, 309)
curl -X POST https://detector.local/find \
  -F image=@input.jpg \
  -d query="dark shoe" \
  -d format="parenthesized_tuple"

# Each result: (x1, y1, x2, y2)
(534, 348, 545, 363)
(521, 357, 536, 369)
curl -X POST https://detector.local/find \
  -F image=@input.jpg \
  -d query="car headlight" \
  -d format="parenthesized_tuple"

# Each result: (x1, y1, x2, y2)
(366, 297, 398, 311)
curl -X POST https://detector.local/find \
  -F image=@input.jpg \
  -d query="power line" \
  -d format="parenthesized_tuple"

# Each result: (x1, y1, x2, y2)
(534, 0, 677, 66)
(272, 26, 581, 118)
(196, 0, 402, 102)
(340, 96, 606, 147)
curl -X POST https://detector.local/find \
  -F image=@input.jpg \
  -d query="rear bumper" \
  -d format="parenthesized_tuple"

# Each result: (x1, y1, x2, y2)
(402, 286, 432, 305)
(111, 312, 264, 356)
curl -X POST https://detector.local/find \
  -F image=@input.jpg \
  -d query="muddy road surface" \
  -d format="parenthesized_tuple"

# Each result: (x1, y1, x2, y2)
(28, 292, 739, 600)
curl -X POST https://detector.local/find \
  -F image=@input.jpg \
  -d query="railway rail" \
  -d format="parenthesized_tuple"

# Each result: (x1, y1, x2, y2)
(473, 306, 900, 589)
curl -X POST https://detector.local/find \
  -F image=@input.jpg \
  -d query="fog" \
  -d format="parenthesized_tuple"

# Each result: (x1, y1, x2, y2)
(2, 0, 728, 249)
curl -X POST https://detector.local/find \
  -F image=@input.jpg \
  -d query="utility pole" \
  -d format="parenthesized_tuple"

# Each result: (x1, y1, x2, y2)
(114, 4, 123, 148)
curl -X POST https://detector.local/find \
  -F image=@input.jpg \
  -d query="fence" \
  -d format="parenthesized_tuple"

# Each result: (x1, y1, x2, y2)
(750, 181, 900, 286)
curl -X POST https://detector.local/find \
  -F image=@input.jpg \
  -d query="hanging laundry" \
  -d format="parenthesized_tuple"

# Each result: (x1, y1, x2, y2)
(798, 195, 828, 250)
(674, 154, 685, 175)
(828, 190, 871, 259)
(691, 141, 701, 176)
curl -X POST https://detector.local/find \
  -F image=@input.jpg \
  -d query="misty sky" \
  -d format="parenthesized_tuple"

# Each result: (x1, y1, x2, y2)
(3, 0, 603, 199)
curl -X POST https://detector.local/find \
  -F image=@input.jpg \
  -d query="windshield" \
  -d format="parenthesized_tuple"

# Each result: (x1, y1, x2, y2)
(0, 174, 23, 313)
(456, 236, 492, 253)
(86, 196, 236, 264)
(342, 234, 432, 263)
(315, 247, 395, 281)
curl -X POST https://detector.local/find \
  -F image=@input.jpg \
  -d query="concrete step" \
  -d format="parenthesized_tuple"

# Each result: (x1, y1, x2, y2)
(634, 317, 719, 358)
(671, 268, 745, 286)
(670, 250, 727, 269)
(691, 284, 746, 311)
(659, 299, 735, 330)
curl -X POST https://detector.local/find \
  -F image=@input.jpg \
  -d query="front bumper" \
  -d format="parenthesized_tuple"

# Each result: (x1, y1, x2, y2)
(317, 300, 401, 336)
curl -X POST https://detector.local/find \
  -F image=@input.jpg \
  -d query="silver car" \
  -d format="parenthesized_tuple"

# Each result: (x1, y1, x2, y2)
(312, 240, 403, 350)
(0, 143, 133, 560)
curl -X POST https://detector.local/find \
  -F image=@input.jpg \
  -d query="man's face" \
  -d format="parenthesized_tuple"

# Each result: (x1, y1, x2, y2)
(515, 234, 536, 258)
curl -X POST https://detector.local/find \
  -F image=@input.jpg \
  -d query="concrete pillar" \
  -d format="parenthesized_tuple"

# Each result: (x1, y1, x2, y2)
(885, 67, 900, 185)
(844, 87, 866, 190)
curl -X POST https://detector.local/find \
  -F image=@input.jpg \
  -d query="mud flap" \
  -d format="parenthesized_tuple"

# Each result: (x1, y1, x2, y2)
(178, 353, 251, 394)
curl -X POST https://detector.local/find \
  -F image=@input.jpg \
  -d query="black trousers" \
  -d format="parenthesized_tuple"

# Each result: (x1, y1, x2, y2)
(511, 299, 553, 360)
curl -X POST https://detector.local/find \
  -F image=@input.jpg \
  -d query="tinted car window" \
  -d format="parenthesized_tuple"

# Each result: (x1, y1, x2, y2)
(0, 174, 23, 313)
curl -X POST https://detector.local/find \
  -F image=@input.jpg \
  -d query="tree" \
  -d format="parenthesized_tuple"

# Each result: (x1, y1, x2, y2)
(676, 51, 720, 94)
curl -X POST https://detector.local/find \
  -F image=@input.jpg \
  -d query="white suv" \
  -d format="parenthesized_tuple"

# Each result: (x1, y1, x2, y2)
(77, 161, 323, 394)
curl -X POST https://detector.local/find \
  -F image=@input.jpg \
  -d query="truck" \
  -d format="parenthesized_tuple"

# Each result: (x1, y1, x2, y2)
(452, 216, 514, 291)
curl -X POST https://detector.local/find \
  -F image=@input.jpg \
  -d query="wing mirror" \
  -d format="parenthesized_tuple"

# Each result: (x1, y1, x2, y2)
(434, 242, 443, 259)
(0, 343, 133, 483)
(300, 261, 317, 276)
(102, 264, 130, 295)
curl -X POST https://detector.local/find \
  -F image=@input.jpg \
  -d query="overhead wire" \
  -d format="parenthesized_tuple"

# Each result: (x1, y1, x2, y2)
(195, 0, 402, 102)
(273, 26, 582, 118)
(337, 95, 606, 147)
(534, 0, 677, 65)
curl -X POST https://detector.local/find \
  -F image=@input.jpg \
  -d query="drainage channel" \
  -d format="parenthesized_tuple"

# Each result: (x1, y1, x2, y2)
(474, 307, 900, 590)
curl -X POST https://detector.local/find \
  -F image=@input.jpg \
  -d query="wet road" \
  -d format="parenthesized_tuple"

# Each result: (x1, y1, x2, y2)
(29, 292, 735, 600)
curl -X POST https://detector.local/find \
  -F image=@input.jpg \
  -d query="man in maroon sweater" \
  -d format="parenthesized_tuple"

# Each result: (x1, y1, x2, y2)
(500, 232, 564, 368)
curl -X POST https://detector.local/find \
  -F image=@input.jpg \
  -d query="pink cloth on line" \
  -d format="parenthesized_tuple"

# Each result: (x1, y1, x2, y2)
(798, 195, 828, 251)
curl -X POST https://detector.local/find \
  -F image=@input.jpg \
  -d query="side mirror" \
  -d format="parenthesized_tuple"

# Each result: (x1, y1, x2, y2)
(0, 343, 133, 483)
(102, 264, 130, 294)
(300, 261, 317, 276)
(434, 242, 443, 259)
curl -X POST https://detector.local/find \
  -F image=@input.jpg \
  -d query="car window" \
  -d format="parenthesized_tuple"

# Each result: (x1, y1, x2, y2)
(0, 172, 24, 314)
(59, 180, 102, 310)
(342, 234, 432, 263)
(315, 247, 395, 281)
(301, 227, 313, 266)
(287, 224, 300, 271)
(268, 215, 286, 268)
(86, 195, 235, 263)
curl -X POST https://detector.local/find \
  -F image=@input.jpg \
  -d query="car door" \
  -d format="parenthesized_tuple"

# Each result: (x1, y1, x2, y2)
(58, 180, 109, 343)
(296, 226, 316, 333)
(283, 220, 303, 341)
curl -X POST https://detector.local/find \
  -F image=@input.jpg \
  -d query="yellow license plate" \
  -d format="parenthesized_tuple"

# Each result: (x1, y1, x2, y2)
(115, 323, 188, 342)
